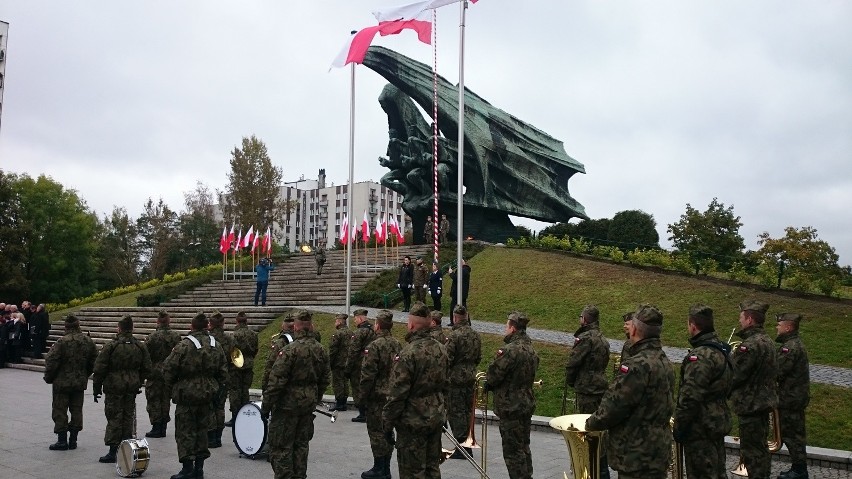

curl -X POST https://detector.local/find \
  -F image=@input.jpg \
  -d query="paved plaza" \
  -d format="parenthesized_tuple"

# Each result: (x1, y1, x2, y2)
(1, 368, 848, 479)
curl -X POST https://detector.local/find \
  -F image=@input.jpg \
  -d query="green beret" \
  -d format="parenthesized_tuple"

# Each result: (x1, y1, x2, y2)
(634, 304, 663, 326)
(688, 304, 713, 322)
(739, 299, 769, 314)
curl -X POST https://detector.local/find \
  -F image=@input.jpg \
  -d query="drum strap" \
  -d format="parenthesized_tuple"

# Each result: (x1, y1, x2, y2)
(284, 334, 293, 343)
(186, 335, 216, 349)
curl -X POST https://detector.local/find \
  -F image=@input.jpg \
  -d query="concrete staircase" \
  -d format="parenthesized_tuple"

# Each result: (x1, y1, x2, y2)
(7, 245, 432, 373)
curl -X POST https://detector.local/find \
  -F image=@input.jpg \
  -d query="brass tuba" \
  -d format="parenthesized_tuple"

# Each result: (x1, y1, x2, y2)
(230, 347, 244, 368)
(550, 414, 606, 479)
(441, 371, 491, 479)
(730, 408, 783, 477)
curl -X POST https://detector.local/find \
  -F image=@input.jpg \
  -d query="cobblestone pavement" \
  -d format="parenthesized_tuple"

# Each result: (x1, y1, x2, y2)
(307, 305, 852, 389)
(1, 368, 848, 479)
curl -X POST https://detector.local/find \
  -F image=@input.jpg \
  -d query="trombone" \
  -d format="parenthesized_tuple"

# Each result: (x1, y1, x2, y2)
(441, 371, 491, 479)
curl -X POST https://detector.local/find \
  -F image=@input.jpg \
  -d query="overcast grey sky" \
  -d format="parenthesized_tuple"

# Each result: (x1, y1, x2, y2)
(1, 1, 850, 264)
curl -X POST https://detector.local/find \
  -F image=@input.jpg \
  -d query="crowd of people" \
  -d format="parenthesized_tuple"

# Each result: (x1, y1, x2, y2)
(0, 300, 51, 365)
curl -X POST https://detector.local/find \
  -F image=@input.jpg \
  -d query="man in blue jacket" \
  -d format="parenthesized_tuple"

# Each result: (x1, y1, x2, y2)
(254, 258, 276, 306)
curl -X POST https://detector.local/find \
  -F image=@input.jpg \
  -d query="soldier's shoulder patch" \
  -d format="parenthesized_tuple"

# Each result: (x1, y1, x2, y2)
(363, 349, 369, 355)
(739, 345, 748, 352)
(781, 347, 790, 354)
(688, 355, 699, 362)
(496, 349, 504, 357)
(393, 354, 400, 362)
(351, 335, 356, 339)
(574, 337, 581, 345)
(619, 364, 629, 374)
(278, 350, 284, 357)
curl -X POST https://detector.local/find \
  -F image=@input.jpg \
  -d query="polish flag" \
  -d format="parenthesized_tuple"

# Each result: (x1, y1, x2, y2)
(375, 214, 385, 245)
(341, 215, 349, 244)
(235, 228, 243, 252)
(219, 227, 229, 254)
(243, 225, 254, 249)
(227, 224, 236, 248)
(372, 0, 479, 23)
(393, 217, 406, 244)
(361, 211, 370, 242)
(251, 234, 259, 253)
(263, 226, 272, 254)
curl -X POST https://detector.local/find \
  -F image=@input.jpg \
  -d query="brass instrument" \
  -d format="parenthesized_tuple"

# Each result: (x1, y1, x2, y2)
(550, 414, 606, 479)
(669, 417, 685, 479)
(315, 403, 338, 423)
(231, 347, 244, 368)
(730, 408, 783, 477)
(300, 244, 312, 253)
(727, 327, 742, 351)
(441, 371, 491, 479)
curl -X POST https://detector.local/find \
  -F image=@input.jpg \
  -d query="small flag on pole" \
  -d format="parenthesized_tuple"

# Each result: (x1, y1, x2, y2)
(362, 211, 370, 242)
(219, 227, 229, 254)
(341, 215, 349, 244)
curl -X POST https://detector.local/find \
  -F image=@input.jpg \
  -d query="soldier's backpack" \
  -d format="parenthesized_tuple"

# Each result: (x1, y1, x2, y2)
(174, 335, 220, 405)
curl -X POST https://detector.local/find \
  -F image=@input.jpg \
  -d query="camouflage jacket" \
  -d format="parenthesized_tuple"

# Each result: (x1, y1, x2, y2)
(413, 264, 428, 287)
(586, 337, 675, 478)
(565, 323, 610, 395)
(614, 339, 632, 376)
(328, 324, 352, 371)
(439, 218, 450, 234)
(315, 247, 326, 264)
(347, 322, 376, 377)
(43, 326, 97, 392)
(262, 332, 293, 391)
(360, 330, 403, 401)
(262, 330, 330, 416)
(162, 330, 228, 405)
(93, 332, 152, 395)
(233, 323, 259, 370)
(145, 325, 181, 381)
(383, 328, 449, 432)
(673, 331, 732, 441)
(730, 326, 779, 415)
(209, 326, 236, 371)
(486, 330, 539, 418)
(776, 332, 810, 410)
(429, 325, 449, 345)
(445, 322, 482, 387)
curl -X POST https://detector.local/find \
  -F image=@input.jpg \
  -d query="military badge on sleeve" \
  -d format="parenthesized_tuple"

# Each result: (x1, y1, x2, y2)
(688, 355, 698, 362)
(393, 354, 400, 362)
(363, 349, 369, 355)
(739, 345, 748, 352)
(781, 347, 790, 354)
(496, 349, 504, 357)
(619, 364, 629, 374)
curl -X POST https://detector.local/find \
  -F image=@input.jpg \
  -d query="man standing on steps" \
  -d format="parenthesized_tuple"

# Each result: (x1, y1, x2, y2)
(43, 314, 97, 452)
(92, 315, 152, 464)
(207, 312, 235, 448)
(328, 313, 352, 412)
(423, 216, 434, 244)
(262, 315, 295, 393)
(254, 257, 275, 306)
(347, 309, 376, 423)
(144, 310, 181, 439)
(226, 311, 258, 428)
(314, 240, 327, 275)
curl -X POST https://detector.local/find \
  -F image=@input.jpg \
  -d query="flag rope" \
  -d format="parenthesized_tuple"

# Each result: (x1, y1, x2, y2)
(432, 7, 440, 264)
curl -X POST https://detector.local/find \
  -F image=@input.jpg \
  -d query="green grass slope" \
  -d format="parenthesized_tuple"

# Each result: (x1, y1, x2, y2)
(467, 247, 852, 367)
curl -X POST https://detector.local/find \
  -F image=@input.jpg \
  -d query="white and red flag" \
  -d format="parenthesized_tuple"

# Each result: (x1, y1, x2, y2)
(374, 214, 385, 245)
(235, 228, 243, 252)
(219, 227, 229, 254)
(243, 225, 254, 249)
(392, 216, 406, 244)
(341, 215, 349, 244)
(361, 211, 370, 242)
(263, 226, 272, 254)
(251, 233, 259, 254)
(227, 224, 236, 249)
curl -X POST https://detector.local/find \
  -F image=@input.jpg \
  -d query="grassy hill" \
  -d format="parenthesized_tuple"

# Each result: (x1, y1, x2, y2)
(467, 247, 852, 367)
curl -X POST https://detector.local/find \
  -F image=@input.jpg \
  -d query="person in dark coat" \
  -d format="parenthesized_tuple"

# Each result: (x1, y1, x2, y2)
(448, 259, 471, 315)
(30, 304, 51, 359)
(428, 261, 443, 312)
(397, 255, 414, 312)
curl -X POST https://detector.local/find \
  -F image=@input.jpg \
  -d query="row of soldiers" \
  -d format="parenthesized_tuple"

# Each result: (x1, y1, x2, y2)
(566, 300, 810, 479)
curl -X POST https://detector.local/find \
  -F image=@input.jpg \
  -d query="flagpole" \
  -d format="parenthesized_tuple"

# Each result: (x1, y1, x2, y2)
(455, 0, 467, 304)
(345, 51, 356, 324)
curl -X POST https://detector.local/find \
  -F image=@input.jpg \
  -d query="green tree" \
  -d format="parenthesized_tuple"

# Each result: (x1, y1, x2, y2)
(757, 226, 842, 295)
(179, 181, 220, 268)
(220, 135, 294, 233)
(667, 198, 745, 270)
(607, 210, 659, 251)
(137, 197, 180, 279)
(540, 221, 576, 238)
(95, 207, 141, 288)
(512, 224, 533, 240)
(0, 171, 29, 300)
(574, 218, 612, 246)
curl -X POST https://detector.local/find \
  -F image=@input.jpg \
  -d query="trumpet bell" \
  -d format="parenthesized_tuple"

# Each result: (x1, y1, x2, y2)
(300, 244, 313, 253)
(550, 414, 606, 479)
(231, 347, 244, 368)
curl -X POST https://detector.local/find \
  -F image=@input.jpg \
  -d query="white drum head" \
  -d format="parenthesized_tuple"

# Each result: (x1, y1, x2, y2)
(233, 401, 267, 457)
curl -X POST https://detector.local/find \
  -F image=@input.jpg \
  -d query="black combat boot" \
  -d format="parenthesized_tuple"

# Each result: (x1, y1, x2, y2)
(194, 457, 205, 479)
(381, 455, 393, 479)
(329, 398, 348, 412)
(351, 406, 367, 423)
(68, 430, 78, 450)
(217, 428, 225, 447)
(170, 460, 194, 479)
(98, 445, 118, 463)
(207, 430, 220, 448)
(146, 421, 166, 438)
(360, 456, 384, 479)
(49, 432, 68, 451)
(224, 416, 235, 428)
(784, 463, 809, 479)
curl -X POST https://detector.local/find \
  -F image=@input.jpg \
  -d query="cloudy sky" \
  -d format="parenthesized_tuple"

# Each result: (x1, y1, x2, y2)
(1, 1, 850, 264)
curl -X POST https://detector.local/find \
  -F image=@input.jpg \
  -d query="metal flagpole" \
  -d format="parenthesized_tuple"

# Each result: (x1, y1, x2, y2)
(456, 0, 468, 303)
(345, 45, 356, 326)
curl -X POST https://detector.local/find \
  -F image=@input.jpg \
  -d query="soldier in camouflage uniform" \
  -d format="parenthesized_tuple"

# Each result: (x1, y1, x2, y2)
(92, 315, 153, 463)
(347, 309, 376, 422)
(413, 257, 429, 303)
(615, 311, 634, 375)
(383, 302, 448, 479)
(587, 305, 675, 479)
(775, 313, 810, 479)
(566, 305, 610, 413)
(207, 311, 235, 447)
(486, 311, 539, 479)
(359, 310, 403, 479)
(445, 304, 482, 459)
(424, 216, 434, 244)
(672, 304, 733, 479)
(314, 240, 327, 275)
(162, 312, 228, 479)
(730, 300, 778, 479)
(226, 311, 258, 427)
(429, 310, 449, 344)
(262, 315, 295, 393)
(144, 310, 181, 438)
(44, 315, 98, 451)
(328, 313, 352, 412)
(262, 310, 330, 479)
(439, 214, 450, 244)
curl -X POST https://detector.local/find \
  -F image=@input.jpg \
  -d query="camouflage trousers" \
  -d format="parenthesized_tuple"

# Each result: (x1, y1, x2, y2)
(175, 403, 212, 462)
(779, 408, 807, 466)
(683, 436, 727, 479)
(103, 393, 136, 446)
(145, 377, 171, 424)
(366, 399, 393, 457)
(738, 412, 771, 479)
(52, 389, 84, 433)
(498, 415, 533, 479)
(447, 385, 474, 442)
(228, 368, 254, 416)
(414, 285, 427, 303)
(349, 369, 363, 407)
(575, 393, 603, 414)
(331, 368, 349, 403)
(268, 412, 315, 479)
(396, 427, 442, 479)
(211, 387, 227, 431)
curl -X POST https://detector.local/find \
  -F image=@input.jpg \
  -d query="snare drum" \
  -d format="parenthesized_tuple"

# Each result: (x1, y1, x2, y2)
(116, 438, 150, 477)
(233, 401, 269, 458)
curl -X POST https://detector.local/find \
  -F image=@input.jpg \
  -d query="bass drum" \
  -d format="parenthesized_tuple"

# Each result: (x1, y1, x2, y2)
(116, 438, 150, 477)
(233, 401, 269, 458)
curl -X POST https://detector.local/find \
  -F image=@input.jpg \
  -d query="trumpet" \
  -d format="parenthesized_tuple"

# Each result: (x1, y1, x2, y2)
(730, 408, 783, 477)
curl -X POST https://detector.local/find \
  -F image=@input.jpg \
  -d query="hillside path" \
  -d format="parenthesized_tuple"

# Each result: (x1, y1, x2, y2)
(306, 305, 852, 389)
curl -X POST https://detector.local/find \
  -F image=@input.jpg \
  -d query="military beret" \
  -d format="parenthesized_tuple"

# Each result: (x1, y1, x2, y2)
(634, 304, 663, 326)
(776, 312, 802, 324)
(739, 299, 769, 314)
(353, 308, 369, 317)
(283, 313, 294, 323)
(581, 305, 600, 322)
(335, 313, 348, 321)
(157, 310, 169, 319)
(409, 302, 430, 319)
(376, 310, 394, 328)
(236, 311, 248, 322)
(453, 304, 467, 316)
(294, 310, 312, 322)
(65, 314, 80, 325)
(118, 315, 133, 331)
(688, 304, 713, 322)
(508, 311, 530, 329)
(622, 312, 634, 322)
